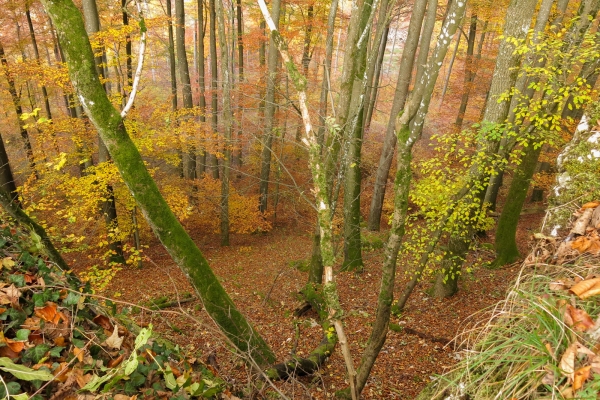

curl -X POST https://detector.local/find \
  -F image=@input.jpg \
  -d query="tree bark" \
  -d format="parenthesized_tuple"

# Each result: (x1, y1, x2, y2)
(258, 0, 281, 213)
(82, 0, 125, 265)
(455, 14, 479, 128)
(175, 0, 197, 180)
(197, 0, 207, 174)
(208, 0, 219, 178)
(215, 0, 232, 246)
(0, 132, 18, 205)
(431, 0, 539, 298)
(437, 31, 461, 107)
(234, 0, 244, 167)
(367, 0, 428, 231)
(43, 0, 276, 366)
(0, 41, 37, 177)
(166, 0, 178, 112)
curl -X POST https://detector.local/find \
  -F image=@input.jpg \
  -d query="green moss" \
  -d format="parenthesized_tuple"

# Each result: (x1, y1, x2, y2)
(289, 258, 310, 272)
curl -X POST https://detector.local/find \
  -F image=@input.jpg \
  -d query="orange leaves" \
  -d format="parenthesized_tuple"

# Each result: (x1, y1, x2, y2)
(570, 278, 600, 299)
(570, 234, 600, 255)
(565, 305, 595, 332)
(35, 302, 67, 325)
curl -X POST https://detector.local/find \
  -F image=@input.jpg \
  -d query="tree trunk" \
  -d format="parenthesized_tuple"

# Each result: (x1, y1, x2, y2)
(350, 0, 469, 394)
(258, 0, 281, 213)
(0, 41, 37, 177)
(309, 0, 339, 285)
(43, 0, 276, 366)
(491, 141, 543, 267)
(413, 0, 438, 90)
(234, 0, 244, 167)
(166, 0, 178, 112)
(197, 0, 207, 174)
(455, 14, 479, 128)
(431, 0, 539, 298)
(367, 0, 428, 231)
(364, 23, 389, 131)
(301, 4, 314, 76)
(0, 132, 18, 205)
(208, 0, 219, 178)
(82, 0, 125, 265)
(437, 31, 461, 108)
(215, 0, 232, 246)
(175, 0, 196, 180)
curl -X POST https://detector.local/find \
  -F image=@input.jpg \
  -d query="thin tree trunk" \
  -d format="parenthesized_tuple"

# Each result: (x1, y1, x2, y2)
(367, 0, 429, 231)
(25, 8, 53, 124)
(309, 0, 340, 284)
(234, 0, 244, 167)
(43, 0, 276, 365)
(208, 0, 219, 178)
(0, 132, 18, 205)
(175, 0, 197, 180)
(197, 0, 207, 174)
(166, 0, 178, 112)
(455, 15, 482, 128)
(364, 23, 389, 131)
(258, 0, 282, 213)
(215, 0, 232, 246)
(82, 0, 125, 264)
(0, 42, 37, 177)
(413, 0, 438, 87)
(437, 30, 461, 107)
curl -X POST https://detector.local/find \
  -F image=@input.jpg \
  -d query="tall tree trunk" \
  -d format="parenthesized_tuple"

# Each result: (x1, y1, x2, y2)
(413, 0, 438, 89)
(197, 0, 207, 175)
(455, 15, 482, 128)
(491, 140, 543, 267)
(0, 132, 18, 205)
(301, 4, 314, 76)
(208, 0, 219, 178)
(43, 0, 276, 365)
(82, 0, 125, 264)
(367, 0, 429, 231)
(364, 23, 389, 131)
(25, 8, 54, 125)
(349, 0, 469, 393)
(308, 0, 340, 285)
(258, 0, 281, 213)
(437, 31, 461, 107)
(215, 0, 232, 246)
(234, 0, 244, 167)
(431, 0, 539, 298)
(0, 42, 37, 177)
(166, 0, 178, 112)
(175, 0, 197, 180)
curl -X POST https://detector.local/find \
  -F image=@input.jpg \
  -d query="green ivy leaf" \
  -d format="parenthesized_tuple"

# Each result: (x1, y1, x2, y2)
(15, 329, 30, 341)
(0, 357, 54, 381)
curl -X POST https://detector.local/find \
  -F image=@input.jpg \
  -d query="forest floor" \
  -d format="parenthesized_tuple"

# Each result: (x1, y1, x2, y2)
(70, 207, 545, 399)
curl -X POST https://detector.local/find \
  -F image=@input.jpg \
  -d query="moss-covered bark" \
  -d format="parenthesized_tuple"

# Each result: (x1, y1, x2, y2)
(491, 142, 543, 268)
(42, 0, 276, 367)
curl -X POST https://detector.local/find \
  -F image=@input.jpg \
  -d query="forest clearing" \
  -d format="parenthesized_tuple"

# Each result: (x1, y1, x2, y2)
(0, 0, 600, 398)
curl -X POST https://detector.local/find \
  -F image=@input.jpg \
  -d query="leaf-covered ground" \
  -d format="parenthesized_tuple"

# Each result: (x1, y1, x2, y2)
(0, 222, 225, 399)
(80, 209, 545, 399)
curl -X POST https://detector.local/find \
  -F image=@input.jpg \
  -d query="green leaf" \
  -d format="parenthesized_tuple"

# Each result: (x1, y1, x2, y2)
(12, 393, 30, 400)
(62, 292, 80, 306)
(123, 356, 139, 376)
(15, 329, 31, 341)
(82, 373, 114, 392)
(49, 346, 64, 358)
(22, 344, 51, 364)
(0, 357, 54, 381)
(9, 274, 26, 288)
(129, 371, 146, 387)
(164, 366, 177, 390)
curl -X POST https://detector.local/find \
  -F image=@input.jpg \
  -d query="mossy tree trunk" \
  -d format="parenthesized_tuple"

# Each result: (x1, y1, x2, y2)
(197, 0, 207, 174)
(42, 0, 276, 367)
(491, 141, 543, 268)
(166, 0, 178, 112)
(367, 0, 429, 231)
(208, 0, 219, 178)
(258, 0, 281, 213)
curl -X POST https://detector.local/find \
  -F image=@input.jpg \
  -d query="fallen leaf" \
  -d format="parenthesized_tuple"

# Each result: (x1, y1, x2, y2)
(4, 339, 25, 354)
(542, 369, 555, 385)
(550, 280, 570, 290)
(581, 201, 600, 209)
(560, 341, 578, 381)
(105, 325, 123, 350)
(566, 305, 595, 332)
(571, 236, 600, 255)
(54, 336, 66, 347)
(107, 353, 125, 368)
(590, 354, 600, 374)
(2, 257, 15, 268)
(1, 284, 21, 306)
(73, 347, 85, 362)
(0, 344, 21, 359)
(570, 278, 600, 299)
(573, 365, 591, 391)
(22, 317, 41, 330)
(35, 302, 65, 324)
(28, 330, 44, 345)
(93, 314, 113, 331)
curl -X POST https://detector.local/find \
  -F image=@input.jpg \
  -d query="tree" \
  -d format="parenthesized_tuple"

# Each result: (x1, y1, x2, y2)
(258, 0, 281, 213)
(42, 0, 276, 366)
(208, 0, 219, 178)
(367, 0, 429, 231)
(175, 0, 196, 179)
(197, 0, 207, 174)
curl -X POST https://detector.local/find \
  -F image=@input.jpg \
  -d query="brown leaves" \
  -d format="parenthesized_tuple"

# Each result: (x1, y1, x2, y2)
(35, 302, 67, 325)
(0, 284, 21, 306)
(571, 234, 600, 255)
(565, 305, 595, 332)
(570, 278, 600, 299)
